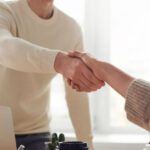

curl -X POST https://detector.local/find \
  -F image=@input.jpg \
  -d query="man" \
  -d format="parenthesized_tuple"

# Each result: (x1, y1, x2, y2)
(0, 0, 103, 149)
(69, 51, 150, 132)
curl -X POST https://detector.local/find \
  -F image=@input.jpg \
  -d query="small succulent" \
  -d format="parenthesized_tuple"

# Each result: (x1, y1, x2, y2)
(45, 133, 65, 150)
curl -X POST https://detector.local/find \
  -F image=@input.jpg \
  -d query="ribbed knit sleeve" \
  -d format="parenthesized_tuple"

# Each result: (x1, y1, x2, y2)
(125, 79, 150, 131)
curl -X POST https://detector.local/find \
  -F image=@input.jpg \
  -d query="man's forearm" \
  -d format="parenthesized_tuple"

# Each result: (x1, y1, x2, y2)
(0, 29, 59, 73)
(100, 61, 135, 97)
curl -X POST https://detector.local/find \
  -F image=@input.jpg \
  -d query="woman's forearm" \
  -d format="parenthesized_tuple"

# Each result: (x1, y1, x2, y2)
(99, 61, 135, 97)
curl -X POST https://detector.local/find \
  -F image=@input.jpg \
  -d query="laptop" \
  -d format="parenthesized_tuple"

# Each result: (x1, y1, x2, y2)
(0, 106, 17, 150)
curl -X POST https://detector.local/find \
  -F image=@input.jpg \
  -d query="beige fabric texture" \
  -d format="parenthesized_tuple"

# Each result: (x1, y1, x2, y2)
(126, 79, 150, 131)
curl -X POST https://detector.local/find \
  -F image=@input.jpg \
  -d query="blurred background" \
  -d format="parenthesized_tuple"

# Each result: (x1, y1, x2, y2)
(51, 0, 150, 149)
(5, 0, 150, 149)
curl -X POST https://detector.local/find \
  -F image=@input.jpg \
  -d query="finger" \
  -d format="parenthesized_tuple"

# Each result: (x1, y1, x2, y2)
(71, 81, 80, 90)
(69, 51, 98, 73)
(69, 52, 98, 80)
(79, 79, 97, 92)
(69, 51, 95, 72)
(71, 80, 105, 92)
(75, 81, 92, 92)
(68, 51, 86, 58)
(67, 78, 72, 86)
(77, 79, 105, 92)
(71, 79, 94, 92)
(71, 81, 85, 92)
(74, 71, 98, 90)
(99, 81, 105, 88)
(71, 63, 102, 91)
(81, 67, 104, 89)
(66, 79, 80, 90)
(78, 75, 100, 91)
(69, 65, 98, 91)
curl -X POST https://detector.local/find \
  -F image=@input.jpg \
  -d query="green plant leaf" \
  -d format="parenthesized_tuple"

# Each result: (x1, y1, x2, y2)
(52, 133, 58, 144)
(59, 133, 65, 142)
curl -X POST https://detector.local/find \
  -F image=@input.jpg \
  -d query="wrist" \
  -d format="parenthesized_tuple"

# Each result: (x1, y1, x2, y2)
(99, 61, 112, 82)
(54, 52, 67, 73)
(93, 60, 107, 81)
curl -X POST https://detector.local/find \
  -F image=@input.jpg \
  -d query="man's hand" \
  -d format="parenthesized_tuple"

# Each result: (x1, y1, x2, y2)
(54, 52, 104, 92)
(68, 51, 105, 81)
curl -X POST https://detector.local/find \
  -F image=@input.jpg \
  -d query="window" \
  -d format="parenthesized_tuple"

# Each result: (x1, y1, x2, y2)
(109, 0, 150, 134)
(86, 0, 149, 134)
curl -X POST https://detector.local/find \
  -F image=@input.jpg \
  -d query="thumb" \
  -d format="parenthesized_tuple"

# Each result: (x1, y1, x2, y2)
(68, 51, 85, 58)
(68, 51, 93, 67)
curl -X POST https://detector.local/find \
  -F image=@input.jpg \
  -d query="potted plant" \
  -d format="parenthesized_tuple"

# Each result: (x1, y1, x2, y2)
(45, 133, 65, 150)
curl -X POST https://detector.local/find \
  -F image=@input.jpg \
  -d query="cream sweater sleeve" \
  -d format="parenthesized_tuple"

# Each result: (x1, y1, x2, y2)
(0, 4, 59, 73)
(125, 79, 150, 131)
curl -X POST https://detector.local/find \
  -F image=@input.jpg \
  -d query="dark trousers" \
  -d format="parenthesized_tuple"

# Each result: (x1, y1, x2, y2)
(15, 132, 51, 150)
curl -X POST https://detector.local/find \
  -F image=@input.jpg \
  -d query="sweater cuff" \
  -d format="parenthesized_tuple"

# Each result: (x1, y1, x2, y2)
(40, 49, 60, 74)
(125, 79, 150, 130)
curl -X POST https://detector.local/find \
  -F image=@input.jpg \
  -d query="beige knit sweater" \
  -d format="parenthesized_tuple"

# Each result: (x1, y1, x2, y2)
(126, 79, 150, 131)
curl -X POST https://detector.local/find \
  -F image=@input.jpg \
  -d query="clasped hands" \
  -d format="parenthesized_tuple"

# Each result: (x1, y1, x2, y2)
(54, 51, 105, 92)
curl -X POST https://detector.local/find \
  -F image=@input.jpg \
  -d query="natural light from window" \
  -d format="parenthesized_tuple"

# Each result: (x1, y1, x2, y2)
(110, 0, 150, 133)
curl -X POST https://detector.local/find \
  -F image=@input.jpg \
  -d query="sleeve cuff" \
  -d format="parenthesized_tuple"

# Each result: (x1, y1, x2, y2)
(40, 49, 60, 74)
(125, 79, 150, 130)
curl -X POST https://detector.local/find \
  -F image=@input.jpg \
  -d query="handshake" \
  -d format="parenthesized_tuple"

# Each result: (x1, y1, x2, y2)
(54, 51, 105, 92)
